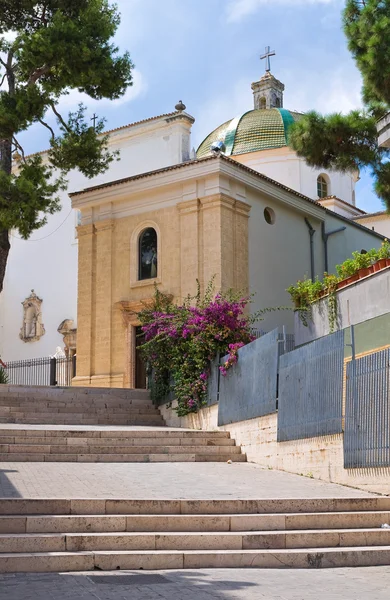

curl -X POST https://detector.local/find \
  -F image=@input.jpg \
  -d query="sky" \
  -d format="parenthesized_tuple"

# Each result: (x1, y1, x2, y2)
(6, 0, 385, 212)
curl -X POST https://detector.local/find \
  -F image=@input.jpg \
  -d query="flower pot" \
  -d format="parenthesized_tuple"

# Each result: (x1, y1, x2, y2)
(358, 267, 371, 279)
(337, 279, 348, 290)
(386, 258, 390, 268)
(368, 265, 375, 275)
(374, 258, 387, 272)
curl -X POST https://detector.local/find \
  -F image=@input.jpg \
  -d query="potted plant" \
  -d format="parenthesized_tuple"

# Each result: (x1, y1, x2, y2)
(336, 258, 359, 285)
(377, 239, 390, 269)
(352, 251, 371, 279)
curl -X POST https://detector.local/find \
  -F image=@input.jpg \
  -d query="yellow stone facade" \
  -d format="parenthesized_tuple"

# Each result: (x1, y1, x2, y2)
(73, 184, 250, 388)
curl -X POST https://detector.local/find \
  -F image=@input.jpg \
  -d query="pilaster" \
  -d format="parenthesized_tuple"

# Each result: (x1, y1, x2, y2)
(94, 220, 114, 378)
(74, 224, 95, 384)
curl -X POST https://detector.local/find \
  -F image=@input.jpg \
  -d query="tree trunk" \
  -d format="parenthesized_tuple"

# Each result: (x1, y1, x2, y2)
(0, 138, 13, 294)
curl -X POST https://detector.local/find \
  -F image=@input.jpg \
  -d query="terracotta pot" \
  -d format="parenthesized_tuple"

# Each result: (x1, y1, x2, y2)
(368, 265, 375, 275)
(337, 279, 348, 290)
(358, 267, 371, 279)
(348, 273, 359, 283)
(318, 290, 326, 299)
(386, 258, 390, 268)
(375, 258, 387, 272)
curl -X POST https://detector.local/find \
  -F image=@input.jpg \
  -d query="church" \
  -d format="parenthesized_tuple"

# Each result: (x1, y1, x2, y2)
(0, 55, 384, 388)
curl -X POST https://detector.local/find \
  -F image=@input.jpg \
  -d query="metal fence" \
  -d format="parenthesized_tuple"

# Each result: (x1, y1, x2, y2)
(344, 349, 390, 468)
(277, 330, 345, 442)
(4, 355, 76, 387)
(218, 329, 280, 426)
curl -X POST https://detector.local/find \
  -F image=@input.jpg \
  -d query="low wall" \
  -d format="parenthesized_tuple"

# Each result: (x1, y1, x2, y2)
(159, 402, 390, 495)
(295, 267, 390, 347)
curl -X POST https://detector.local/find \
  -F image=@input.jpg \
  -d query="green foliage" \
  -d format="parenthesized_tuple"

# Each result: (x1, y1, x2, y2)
(288, 1, 390, 209)
(0, 366, 8, 384)
(289, 111, 380, 172)
(0, 0, 133, 290)
(138, 282, 274, 416)
(343, 1, 390, 108)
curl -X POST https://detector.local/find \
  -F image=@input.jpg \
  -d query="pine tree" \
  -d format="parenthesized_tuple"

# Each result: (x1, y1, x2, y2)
(288, 0, 390, 209)
(0, 1, 133, 292)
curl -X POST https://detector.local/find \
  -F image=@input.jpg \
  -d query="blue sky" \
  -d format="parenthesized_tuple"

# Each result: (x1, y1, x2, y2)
(16, 0, 384, 212)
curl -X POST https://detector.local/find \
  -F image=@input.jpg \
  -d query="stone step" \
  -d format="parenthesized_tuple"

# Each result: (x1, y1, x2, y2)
(0, 405, 159, 414)
(0, 452, 247, 463)
(2, 511, 390, 534)
(2, 528, 390, 553)
(0, 429, 230, 439)
(0, 444, 241, 455)
(0, 545, 390, 572)
(0, 386, 151, 399)
(0, 436, 236, 447)
(1, 498, 389, 516)
(0, 415, 164, 425)
(0, 398, 155, 408)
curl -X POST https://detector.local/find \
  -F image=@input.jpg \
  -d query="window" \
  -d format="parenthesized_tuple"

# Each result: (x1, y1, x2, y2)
(264, 207, 276, 225)
(259, 96, 266, 109)
(138, 228, 158, 280)
(317, 175, 328, 199)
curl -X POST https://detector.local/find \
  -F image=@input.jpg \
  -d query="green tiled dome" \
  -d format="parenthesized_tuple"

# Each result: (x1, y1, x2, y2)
(196, 108, 301, 158)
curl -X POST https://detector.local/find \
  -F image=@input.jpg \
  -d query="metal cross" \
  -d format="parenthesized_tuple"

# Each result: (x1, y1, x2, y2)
(260, 46, 275, 73)
(91, 113, 98, 129)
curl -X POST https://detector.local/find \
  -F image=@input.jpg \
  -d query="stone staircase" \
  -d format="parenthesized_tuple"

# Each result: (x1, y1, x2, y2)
(0, 386, 163, 426)
(0, 385, 245, 463)
(0, 428, 245, 462)
(0, 498, 390, 572)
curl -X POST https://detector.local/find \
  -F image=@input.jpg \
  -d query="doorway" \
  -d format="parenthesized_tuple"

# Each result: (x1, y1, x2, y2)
(135, 326, 147, 389)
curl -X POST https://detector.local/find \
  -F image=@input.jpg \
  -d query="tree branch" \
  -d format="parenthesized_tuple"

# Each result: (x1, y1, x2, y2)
(12, 137, 26, 163)
(49, 102, 71, 133)
(0, 72, 7, 88)
(38, 118, 55, 141)
(28, 64, 51, 86)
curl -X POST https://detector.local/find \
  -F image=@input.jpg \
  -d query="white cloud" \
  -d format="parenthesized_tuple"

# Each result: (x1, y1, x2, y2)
(286, 65, 362, 114)
(57, 69, 147, 112)
(226, 0, 340, 23)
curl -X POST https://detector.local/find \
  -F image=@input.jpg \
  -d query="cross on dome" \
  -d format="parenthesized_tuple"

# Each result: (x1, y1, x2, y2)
(260, 46, 275, 73)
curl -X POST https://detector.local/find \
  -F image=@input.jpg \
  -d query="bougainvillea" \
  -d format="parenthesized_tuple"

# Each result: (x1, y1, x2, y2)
(138, 282, 257, 416)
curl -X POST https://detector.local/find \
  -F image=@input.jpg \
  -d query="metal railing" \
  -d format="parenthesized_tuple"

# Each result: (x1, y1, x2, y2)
(4, 355, 76, 387)
(344, 348, 390, 468)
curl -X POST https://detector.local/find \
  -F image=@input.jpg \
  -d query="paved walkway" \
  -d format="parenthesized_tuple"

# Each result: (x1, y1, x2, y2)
(0, 462, 376, 499)
(1, 567, 390, 600)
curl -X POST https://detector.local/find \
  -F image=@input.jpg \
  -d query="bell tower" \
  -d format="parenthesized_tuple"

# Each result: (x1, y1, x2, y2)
(251, 46, 285, 110)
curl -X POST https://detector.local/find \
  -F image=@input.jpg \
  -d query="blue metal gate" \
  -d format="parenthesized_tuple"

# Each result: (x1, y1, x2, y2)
(278, 330, 344, 441)
(344, 349, 390, 468)
(218, 329, 280, 426)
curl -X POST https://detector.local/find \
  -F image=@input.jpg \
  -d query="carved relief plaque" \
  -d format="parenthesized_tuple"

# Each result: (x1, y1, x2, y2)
(19, 290, 45, 343)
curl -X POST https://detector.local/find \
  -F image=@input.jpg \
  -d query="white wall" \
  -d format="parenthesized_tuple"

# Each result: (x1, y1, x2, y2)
(0, 114, 193, 361)
(234, 148, 357, 207)
(354, 214, 390, 238)
(244, 186, 382, 335)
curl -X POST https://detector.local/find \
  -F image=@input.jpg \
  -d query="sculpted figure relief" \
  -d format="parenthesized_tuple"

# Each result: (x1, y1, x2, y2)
(20, 290, 45, 343)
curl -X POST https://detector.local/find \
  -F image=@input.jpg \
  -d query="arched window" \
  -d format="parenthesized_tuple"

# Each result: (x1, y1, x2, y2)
(259, 96, 266, 109)
(317, 175, 329, 199)
(138, 228, 158, 280)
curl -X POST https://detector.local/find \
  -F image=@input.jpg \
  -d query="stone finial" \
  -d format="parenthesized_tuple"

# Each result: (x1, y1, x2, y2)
(175, 100, 186, 112)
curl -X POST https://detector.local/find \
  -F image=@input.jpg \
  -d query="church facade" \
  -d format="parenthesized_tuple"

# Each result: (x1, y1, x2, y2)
(0, 66, 383, 383)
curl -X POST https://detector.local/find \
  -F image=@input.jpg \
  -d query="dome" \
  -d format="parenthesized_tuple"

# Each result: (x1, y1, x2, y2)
(196, 108, 301, 158)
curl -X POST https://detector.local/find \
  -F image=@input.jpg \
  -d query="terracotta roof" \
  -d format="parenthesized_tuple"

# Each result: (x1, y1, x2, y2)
(353, 210, 387, 220)
(22, 110, 194, 160)
(318, 195, 366, 215)
(68, 155, 385, 239)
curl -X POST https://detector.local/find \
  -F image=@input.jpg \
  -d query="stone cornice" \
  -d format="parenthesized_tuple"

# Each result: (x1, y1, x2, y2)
(77, 224, 95, 237)
(94, 220, 115, 233)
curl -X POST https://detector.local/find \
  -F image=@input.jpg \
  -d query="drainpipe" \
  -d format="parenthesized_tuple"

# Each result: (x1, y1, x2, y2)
(304, 218, 316, 280)
(322, 223, 346, 273)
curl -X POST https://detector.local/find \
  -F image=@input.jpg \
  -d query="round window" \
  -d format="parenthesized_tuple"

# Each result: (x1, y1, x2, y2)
(264, 207, 275, 225)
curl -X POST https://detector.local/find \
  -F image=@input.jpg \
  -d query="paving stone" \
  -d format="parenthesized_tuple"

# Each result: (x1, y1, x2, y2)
(1, 567, 390, 600)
